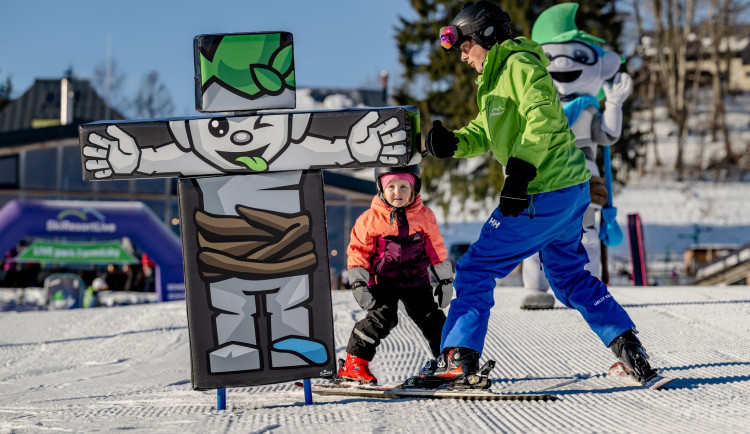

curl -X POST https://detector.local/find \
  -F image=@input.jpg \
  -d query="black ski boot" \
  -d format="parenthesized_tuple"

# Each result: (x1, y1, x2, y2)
(404, 347, 493, 390)
(609, 329, 658, 384)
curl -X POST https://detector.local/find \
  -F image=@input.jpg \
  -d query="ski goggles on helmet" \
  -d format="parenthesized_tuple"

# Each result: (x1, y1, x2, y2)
(542, 41, 602, 66)
(439, 25, 466, 52)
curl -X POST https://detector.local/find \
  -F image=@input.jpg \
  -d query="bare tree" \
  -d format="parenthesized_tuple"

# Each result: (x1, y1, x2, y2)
(707, 0, 750, 166)
(631, 0, 750, 178)
(92, 59, 128, 118)
(643, 0, 704, 180)
(132, 71, 175, 119)
(630, 1, 663, 172)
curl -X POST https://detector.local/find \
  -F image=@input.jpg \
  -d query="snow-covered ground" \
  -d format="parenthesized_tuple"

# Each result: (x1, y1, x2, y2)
(1, 287, 749, 433)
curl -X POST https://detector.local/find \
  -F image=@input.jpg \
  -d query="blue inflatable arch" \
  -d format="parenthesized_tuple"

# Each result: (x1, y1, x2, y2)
(0, 200, 184, 301)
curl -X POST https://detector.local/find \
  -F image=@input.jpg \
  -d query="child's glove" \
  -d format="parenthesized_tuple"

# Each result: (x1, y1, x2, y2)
(589, 176, 608, 206)
(351, 282, 376, 310)
(424, 120, 458, 158)
(500, 157, 537, 217)
(348, 266, 376, 310)
(430, 260, 454, 309)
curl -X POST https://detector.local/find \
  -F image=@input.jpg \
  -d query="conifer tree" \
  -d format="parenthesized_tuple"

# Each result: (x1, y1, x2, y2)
(0, 71, 12, 113)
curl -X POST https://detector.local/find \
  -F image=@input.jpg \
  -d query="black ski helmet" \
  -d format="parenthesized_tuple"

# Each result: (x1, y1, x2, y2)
(443, 1, 512, 52)
(375, 165, 422, 201)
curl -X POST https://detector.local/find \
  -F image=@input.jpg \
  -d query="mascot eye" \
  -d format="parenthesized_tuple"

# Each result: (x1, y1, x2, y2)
(573, 50, 591, 63)
(208, 118, 229, 138)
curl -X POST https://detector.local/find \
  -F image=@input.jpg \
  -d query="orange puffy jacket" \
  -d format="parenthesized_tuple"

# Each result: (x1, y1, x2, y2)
(347, 194, 447, 288)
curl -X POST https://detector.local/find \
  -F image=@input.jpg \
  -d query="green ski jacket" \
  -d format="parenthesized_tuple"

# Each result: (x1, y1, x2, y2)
(453, 37, 591, 195)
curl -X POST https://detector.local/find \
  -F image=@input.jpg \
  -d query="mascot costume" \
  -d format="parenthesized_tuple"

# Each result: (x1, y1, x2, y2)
(521, 2, 632, 309)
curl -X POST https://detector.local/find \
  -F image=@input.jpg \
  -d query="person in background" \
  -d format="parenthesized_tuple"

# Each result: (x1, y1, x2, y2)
(141, 253, 155, 292)
(83, 277, 108, 308)
(2, 245, 19, 288)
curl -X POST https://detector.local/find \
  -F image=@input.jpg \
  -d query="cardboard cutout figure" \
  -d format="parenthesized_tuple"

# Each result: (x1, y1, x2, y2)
(522, 3, 632, 309)
(80, 32, 420, 389)
(82, 110, 411, 179)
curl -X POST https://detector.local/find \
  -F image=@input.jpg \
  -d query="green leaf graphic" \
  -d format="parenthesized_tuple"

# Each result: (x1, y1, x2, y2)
(251, 65, 283, 92)
(272, 45, 293, 75)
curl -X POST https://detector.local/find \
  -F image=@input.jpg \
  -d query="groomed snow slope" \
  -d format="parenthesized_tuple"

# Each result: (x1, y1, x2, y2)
(1, 286, 749, 433)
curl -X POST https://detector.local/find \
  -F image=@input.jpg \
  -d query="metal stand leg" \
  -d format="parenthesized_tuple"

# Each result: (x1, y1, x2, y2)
(217, 387, 226, 410)
(303, 379, 313, 405)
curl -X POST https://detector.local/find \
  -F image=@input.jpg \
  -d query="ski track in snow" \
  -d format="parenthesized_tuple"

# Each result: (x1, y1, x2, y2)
(1, 287, 749, 433)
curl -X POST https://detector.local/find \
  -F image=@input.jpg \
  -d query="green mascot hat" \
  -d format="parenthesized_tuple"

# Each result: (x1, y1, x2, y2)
(531, 2, 605, 46)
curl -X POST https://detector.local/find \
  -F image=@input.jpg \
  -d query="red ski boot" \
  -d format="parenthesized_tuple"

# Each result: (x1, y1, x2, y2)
(404, 346, 491, 390)
(419, 347, 480, 381)
(337, 354, 378, 384)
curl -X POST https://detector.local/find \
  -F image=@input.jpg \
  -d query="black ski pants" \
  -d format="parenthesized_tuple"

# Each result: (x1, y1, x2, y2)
(347, 283, 446, 361)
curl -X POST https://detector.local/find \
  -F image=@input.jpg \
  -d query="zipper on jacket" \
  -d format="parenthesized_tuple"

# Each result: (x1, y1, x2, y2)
(529, 194, 536, 219)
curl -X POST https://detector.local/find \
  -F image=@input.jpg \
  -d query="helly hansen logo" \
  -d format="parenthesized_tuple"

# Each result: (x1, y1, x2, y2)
(490, 106, 506, 117)
(594, 294, 612, 306)
(487, 218, 500, 229)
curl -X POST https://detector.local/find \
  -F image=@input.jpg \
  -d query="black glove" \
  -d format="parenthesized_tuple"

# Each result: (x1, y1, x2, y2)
(500, 157, 537, 217)
(351, 281, 376, 310)
(429, 260, 454, 309)
(424, 120, 458, 158)
(434, 280, 453, 309)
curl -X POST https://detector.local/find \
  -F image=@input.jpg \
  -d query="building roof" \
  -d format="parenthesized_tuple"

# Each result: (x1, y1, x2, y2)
(0, 78, 123, 135)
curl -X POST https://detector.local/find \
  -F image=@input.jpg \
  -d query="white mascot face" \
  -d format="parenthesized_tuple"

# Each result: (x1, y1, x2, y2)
(191, 114, 291, 172)
(542, 40, 620, 98)
(172, 114, 291, 172)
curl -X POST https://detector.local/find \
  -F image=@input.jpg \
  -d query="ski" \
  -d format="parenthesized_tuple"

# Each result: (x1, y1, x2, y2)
(608, 362, 676, 390)
(295, 381, 557, 401)
(296, 358, 556, 401)
(295, 380, 400, 392)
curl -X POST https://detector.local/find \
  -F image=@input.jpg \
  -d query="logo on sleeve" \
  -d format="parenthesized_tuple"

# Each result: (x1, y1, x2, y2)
(490, 106, 506, 117)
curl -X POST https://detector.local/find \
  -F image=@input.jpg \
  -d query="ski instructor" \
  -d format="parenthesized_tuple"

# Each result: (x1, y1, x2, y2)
(417, 1, 660, 387)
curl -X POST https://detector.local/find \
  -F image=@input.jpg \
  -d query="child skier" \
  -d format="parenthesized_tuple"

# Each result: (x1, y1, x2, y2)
(339, 166, 454, 384)
(418, 0, 660, 387)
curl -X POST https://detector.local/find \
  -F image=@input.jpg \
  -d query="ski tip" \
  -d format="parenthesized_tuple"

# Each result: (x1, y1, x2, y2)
(645, 375, 676, 390)
(608, 364, 677, 390)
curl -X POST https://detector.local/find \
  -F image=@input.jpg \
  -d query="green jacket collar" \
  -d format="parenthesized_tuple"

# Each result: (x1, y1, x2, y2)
(478, 37, 549, 85)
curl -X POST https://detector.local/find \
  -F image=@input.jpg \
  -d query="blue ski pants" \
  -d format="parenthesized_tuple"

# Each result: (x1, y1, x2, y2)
(442, 182, 635, 354)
